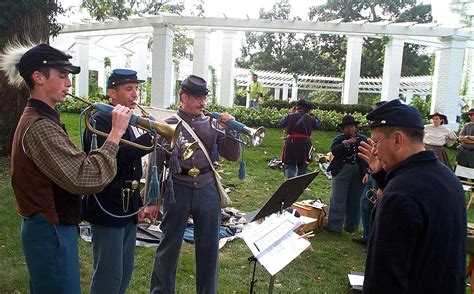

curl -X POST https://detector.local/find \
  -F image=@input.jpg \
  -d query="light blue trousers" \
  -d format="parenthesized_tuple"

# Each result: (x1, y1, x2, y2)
(89, 222, 137, 294)
(327, 164, 365, 233)
(21, 213, 80, 294)
(150, 182, 221, 294)
(284, 162, 308, 179)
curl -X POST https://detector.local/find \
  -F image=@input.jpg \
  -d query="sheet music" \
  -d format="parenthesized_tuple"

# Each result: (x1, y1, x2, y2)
(242, 212, 310, 275)
(243, 213, 302, 258)
(257, 231, 310, 276)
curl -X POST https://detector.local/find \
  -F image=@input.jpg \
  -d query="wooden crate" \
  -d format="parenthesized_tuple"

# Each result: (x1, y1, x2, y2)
(291, 202, 327, 231)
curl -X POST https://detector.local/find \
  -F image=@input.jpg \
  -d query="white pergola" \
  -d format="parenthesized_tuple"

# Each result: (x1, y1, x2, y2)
(234, 69, 431, 104)
(52, 12, 474, 127)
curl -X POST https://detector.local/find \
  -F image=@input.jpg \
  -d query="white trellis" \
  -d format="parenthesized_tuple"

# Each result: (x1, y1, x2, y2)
(235, 69, 431, 103)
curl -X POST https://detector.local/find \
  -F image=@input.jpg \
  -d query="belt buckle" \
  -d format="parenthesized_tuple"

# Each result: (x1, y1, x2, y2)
(188, 166, 200, 177)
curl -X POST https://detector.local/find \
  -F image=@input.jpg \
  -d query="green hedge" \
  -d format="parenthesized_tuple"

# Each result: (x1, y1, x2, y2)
(57, 95, 109, 113)
(203, 104, 368, 131)
(59, 98, 368, 132)
(261, 100, 373, 114)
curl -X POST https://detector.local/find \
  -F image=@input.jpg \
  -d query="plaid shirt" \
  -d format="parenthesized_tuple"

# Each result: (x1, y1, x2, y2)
(23, 118, 119, 195)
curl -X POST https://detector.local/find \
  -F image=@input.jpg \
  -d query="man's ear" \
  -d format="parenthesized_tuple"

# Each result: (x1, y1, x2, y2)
(108, 88, 116, 103)
(31, 71, 46, 85)
(392, 131, 404, 150)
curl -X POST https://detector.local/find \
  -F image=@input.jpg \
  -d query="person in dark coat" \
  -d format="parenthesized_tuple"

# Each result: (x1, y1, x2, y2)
(279, 99, 321, 179)
(457, 108, 474, 167)
(358, 99, 466, 293)
(82, 69, 154, 294)
(326, 115, 368, 233)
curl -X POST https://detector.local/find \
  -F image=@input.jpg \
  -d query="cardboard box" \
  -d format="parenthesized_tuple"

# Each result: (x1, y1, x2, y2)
(291, 202, 327, 231)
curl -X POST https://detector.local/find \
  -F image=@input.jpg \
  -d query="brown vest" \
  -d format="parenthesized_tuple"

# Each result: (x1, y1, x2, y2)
(11, 99, 81, 225)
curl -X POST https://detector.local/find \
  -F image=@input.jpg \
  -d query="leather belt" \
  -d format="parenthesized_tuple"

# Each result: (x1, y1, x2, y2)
(180, 166, 212, 177)
(109, 179, 140, 190)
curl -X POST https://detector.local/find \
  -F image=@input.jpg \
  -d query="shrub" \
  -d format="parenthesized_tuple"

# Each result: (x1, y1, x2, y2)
(57, 95, 109, 113)
(261, 100, 372, 114)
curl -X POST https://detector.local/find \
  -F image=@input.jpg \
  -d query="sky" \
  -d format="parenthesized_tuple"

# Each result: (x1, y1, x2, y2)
(57, 0, 325, 23)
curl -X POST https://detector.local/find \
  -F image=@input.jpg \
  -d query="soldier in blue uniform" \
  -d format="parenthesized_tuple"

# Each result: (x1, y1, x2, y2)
(82, 69, 153, 294)
(327, 115, 368, 233)
(358, 99, 466, 293)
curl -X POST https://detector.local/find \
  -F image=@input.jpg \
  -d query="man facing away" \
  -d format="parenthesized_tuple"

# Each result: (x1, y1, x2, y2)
(148, 74, 240, 293)
(358, 99, 466, 293)
(82, 69, 155, 294)
(1, 43, 131, 293)
(279, 99, 321, 179)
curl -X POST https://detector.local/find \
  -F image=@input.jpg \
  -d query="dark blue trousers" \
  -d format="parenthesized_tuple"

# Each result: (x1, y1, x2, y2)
(150, 182, 221, 294)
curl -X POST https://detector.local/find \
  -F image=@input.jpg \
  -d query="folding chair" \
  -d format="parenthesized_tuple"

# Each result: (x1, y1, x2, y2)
(454, 165, 474, 209)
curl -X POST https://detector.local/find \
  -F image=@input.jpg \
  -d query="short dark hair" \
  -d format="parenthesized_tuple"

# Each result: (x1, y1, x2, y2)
(379, 126, 424, 143)
(24, 67, 50, 89)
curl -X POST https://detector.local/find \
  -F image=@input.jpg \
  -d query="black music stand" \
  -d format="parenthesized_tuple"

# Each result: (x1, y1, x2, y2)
(244, 171, 319, 223)
(245, 171, 319, 293)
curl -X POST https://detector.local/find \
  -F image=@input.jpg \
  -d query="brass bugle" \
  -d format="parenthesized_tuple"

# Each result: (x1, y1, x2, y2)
(67, 93, 181, 152)
(133, 102, 200, 160)
(203, 109, 265, 147)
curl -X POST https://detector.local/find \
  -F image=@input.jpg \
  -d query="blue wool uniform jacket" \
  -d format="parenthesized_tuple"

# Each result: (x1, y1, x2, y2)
(326, 132, 368, 177)
(82, 110, 152, 227)
(364, 150, 466, 293)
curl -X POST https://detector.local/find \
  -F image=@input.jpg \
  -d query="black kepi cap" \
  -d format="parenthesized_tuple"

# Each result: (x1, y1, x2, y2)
(107, 69, 145, 89)
(366, 99, 424, 129)
(18, 43, 80, 78)
(180, 75, 209, 96)
(338, 115, 360, 128)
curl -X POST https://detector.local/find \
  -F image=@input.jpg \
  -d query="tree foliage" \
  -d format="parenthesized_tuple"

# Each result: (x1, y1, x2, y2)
(0, 0, 63, 155)
(81, 0, 192, 61)
(237, 0, 433, 81)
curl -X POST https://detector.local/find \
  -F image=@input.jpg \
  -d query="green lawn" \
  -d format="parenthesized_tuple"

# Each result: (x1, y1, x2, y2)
(0, 112, 471, 293)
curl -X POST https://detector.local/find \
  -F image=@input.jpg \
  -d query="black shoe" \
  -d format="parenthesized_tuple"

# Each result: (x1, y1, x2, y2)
(351, 237, 367, 245)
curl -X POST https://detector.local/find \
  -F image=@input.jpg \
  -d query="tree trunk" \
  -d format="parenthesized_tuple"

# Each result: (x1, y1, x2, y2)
(0, 12, 51, 156)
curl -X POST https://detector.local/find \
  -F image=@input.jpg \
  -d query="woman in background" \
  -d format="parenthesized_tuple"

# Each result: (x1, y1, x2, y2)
(423, 112, 457, 169)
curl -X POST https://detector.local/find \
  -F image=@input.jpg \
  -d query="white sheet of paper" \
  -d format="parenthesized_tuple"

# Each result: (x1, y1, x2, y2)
(242, 213, 302, 258)
(257, 231, 310, 276)
(348, 274, 364, 286)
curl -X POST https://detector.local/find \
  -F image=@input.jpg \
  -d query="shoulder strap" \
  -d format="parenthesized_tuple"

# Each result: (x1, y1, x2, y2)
(173, 114, 222, 180)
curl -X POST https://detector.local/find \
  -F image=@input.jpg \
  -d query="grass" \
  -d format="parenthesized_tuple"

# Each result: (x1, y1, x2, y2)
(0, 112, 472, 293)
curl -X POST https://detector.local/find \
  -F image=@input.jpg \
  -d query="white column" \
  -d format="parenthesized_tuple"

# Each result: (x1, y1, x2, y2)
(219, 31, 237, 107)
(274, 87, 281, 100)
(381, 37, 405, 101)
(134, 36, 148, 103)
(431, 37, 467, 129)
(75, 36, 89, 98)
(342, 36, 363, 104)
(96, 58, 106, 94)
(282, 83, 289, 101)
(245, 72, 252, 108)
(192, 29, 211, 79)
(151, 24, 174, 108)
(404, 89, 414, 105)
(290, 77, 298, 102)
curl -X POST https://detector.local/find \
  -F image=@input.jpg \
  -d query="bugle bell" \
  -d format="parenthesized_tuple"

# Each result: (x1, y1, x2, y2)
(204, 110, 265, 147)
(134, 102, 200, 160)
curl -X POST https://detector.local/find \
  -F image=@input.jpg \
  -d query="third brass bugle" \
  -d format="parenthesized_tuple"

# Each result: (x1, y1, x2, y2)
(203, 109, 265, 147)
